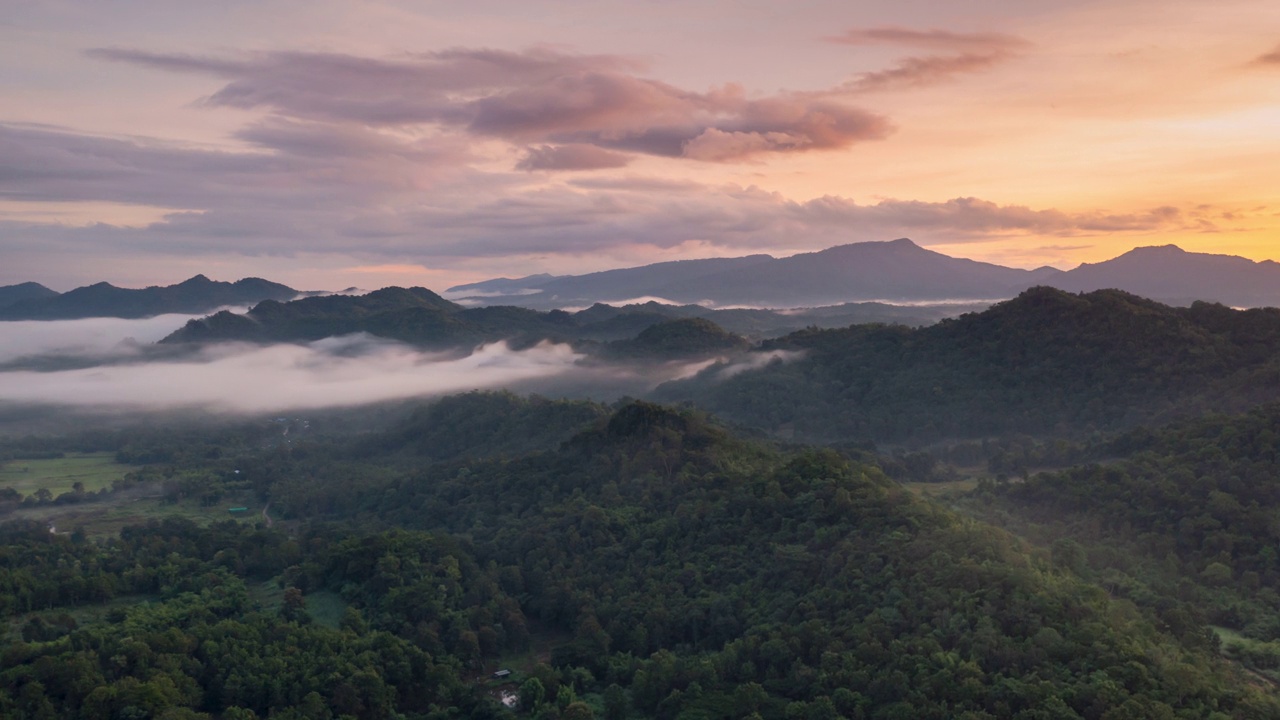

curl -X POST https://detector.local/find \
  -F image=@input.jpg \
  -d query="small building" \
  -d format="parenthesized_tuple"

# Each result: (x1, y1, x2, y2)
(228, 507, 248, 514)
(492, 669, 512, 679)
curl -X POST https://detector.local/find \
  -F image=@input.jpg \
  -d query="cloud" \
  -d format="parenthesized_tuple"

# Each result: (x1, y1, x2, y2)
(828, 26, 1029, 93)
(1255, 44, 1280, 64)
(703, 349, 806, 380)
(826, 27, 1028, 53)
(87, 46, 890, 164)
(0, 325, 745, 414)
(0, 120, 466, 209)
(0, 313, 207, 362)
(344, 264, 432, 275)
(375, 190, 1193, 258)
(0, 182, 1196, 276)
(517, 144, 632, 171)
(0, 101, 1194, 284)
(0, 335, 586, 412)
(86, 46, 645, 125)
(844, 54, 1012, 93)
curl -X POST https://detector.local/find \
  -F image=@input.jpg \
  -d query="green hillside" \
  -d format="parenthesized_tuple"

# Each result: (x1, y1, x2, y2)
(658, 287, 1280, 443)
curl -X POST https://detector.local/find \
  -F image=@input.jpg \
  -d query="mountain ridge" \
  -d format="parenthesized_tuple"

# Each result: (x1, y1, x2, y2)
(0, 275, 300, 320)
(448, 239, 1280, 310)
(0, 282, 59, 311)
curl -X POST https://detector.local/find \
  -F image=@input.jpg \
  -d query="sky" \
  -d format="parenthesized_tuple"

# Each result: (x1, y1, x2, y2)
(2, 0, 1279, 292)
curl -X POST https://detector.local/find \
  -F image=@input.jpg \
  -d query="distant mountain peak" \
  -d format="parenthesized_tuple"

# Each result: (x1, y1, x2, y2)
(1125, 244, 1187, 256)
(1045, 243, 1280, 307)
(818, 238, 921, 255)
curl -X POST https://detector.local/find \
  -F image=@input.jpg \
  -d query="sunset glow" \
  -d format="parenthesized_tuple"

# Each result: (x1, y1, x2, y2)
(3, 0, 1278, 290)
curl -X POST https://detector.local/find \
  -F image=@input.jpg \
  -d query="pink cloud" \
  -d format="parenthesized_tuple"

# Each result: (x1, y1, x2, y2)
(844, 53, 1011, 92)
(828, 26, 1030, 93)
(517, 145, 632, 171)
(88, 47, 891, 164)
(826, 27, 1029, 53)
(1255, 43, 1280, 64)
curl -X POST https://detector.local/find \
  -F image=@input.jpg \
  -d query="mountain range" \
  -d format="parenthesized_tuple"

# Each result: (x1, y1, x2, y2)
(0, 275, 299, 320)
(6, 240, 1279, 323)
(156, 286, 989, 355)
(449, 239, 1280, 309)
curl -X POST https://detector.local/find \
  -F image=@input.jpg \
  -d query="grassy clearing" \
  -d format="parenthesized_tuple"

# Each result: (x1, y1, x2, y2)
(250, 578, 285, 614)
(0, 452, 137, 497)
(1212, 626, 1280, 684)
(1214, 625, 1250, 645)
(903, 477, 982, 498)
(492, 627, 572, 677)
(64, 594, 159, 627)
(6, 490, 267, 538)
(2, 594, 159, 643)
(305, 591, 347, 629)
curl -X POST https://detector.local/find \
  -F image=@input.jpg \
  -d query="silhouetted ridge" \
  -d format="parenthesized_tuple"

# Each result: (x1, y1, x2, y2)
(1046, 244, 1280, 306)
(0, 275, 298, 320)
(0, 282, 58, 310)
(449, 239, 1280, 310)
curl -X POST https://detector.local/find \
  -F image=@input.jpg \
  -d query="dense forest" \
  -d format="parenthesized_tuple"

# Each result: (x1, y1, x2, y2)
(659, 288, 1280, 443)
(8, 285, 1280, 718)
(960, 404, 1280, 677)
(157, 286, 977, 355)
(2, 396, 1279, 718)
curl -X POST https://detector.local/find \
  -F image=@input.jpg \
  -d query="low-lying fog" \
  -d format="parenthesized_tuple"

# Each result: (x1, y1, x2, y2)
(0, 313, 222, 362)
(0, 315, 788, 414)
(0, 336, 590, 413)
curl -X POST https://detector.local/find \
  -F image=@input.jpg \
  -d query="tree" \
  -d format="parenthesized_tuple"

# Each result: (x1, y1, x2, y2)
(603, 684, 628, 720)
(520, 678, 546, 713)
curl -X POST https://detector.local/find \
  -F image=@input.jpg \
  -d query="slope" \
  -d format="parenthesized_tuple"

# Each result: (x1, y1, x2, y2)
(262, 401, 1279, 718)
(657, 287, 1280, 443)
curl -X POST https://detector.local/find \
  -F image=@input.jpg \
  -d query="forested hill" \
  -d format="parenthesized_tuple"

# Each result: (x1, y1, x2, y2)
(160, 286, 983, 352)
(264, 401, 1279, 717)
(161, 286, 763, 358)
(352, 391, 609, 463)
(3, 397, 1280, 717)
(0, 275, 298, 320)
(657, 287, 1280, 443)
(971, 403, 1280, 655)
(163, 286, 476, 346)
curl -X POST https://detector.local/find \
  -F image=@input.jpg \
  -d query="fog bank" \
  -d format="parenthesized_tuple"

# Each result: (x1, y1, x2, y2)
(0, 335, 585, 413)
(0, 311, 248, 362)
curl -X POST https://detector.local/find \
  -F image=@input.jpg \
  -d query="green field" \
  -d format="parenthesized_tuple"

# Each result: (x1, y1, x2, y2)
(903, 477, 982, 498)
(304, 591, 347, 629)
(9, 494, 267, 537)
(0, 452, 137, 497)
(1211, 626, 1280, 685)
(0, 451, 273, 537)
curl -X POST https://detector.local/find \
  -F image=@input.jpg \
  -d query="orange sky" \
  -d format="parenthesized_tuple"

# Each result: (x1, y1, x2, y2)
(1, 0, 1278, 291)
